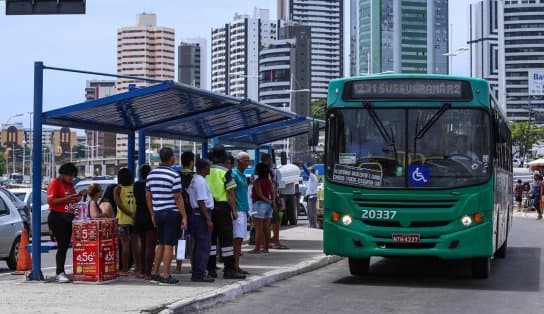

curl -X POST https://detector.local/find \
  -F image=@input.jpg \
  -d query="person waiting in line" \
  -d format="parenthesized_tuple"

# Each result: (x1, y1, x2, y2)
(114, 167, 141, 277)
(188, 159, 215, 282)
(47, 163, 84, 283)
(514, 179, 524, 212)
(529, 172, 543, 219)
(146, 147, 188, 285)
(98, 184, 117, 218)
(232, 151, 250, 274)
(261, 153, 288, 250)
(133, 164, 156, 280)
(86, 183, 109, 218)
(303, 165, 319, 229)
(206, 144, 246, 279)
(250, 162, 276, 254)
(175, 151, 196, 274)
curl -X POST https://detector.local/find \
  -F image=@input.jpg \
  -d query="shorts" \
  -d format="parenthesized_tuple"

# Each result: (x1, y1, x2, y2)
(118, 225, 135, 237)
(154, 210, 182, 246)
(233, 211, 248, 239)
(515, 196, 522, 202)
(252, 201, 273, 219)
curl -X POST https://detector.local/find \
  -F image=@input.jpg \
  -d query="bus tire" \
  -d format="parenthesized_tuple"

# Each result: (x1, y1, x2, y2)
(471, 257, 491, 279)
(494, 238, 507, 258)
(348, 257, 370, 276)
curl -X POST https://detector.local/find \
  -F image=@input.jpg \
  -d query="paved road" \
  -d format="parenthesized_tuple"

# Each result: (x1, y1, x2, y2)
(202, 216, 544, 314)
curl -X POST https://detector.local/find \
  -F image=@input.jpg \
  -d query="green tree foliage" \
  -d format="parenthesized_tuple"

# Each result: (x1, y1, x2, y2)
(0, 154, 5, 175)
(510, 121, 544, 158)
(310, 99, 326, 120)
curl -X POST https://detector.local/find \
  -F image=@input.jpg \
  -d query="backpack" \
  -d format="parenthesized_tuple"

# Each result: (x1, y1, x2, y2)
(179, 170, 194, 218)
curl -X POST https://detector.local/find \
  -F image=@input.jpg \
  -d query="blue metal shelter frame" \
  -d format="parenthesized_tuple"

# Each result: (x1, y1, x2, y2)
(28, 62, 319, 280)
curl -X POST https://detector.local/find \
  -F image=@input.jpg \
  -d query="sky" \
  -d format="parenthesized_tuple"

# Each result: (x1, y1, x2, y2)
(0, 0, 471, 129)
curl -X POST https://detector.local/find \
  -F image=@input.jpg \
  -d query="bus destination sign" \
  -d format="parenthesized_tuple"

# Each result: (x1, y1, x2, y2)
(344, 79, 472, 101)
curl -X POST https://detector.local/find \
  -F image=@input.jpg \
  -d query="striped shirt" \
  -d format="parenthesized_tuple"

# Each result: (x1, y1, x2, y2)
(146, 165, 182, 212)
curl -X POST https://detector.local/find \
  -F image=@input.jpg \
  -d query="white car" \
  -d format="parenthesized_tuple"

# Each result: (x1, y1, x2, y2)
(9, 188, 50, 235)
(0, 188, 25, 270)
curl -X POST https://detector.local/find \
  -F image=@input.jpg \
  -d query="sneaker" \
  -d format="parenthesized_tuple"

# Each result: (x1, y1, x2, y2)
(237, 269, 250, 275)
(208, 270, 218, 278)
(55, 272, 70, 283)
(159, 276, 179, 285)
(223, 271, 246, 280)
(191, 275, 215, 283)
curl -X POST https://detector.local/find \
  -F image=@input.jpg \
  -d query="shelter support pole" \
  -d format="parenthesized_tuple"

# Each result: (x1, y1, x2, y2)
(202, 141, 208, 159)
(29, 61, 44, 280)
(255, 148, 260, 163)
(127, 132, 135, 176)
(138, 130, 146, 171)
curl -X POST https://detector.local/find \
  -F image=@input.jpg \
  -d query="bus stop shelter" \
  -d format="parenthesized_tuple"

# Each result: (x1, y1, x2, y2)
(28, 62, 320, 280)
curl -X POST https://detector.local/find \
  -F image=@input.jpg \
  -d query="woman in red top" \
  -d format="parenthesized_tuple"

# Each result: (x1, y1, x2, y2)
(249, 162, 277, 253)
(47, 163, 84, 283)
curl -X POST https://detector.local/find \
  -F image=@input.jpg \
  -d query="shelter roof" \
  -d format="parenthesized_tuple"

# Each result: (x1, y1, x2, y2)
(43, 81, 305, 144)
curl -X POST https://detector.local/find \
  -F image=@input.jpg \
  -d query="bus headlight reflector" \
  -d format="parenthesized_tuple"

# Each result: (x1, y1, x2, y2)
(331, 212, 341, 222)
(461, 215, 472, 226)
(474, 213, 483, 223)
(342, 215, 352, 226)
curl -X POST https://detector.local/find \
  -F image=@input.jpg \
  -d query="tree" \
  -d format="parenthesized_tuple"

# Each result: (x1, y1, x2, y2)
(510, 121, 544, 158)
(0, 154, 5, 175)
(310, 99, 326, 120)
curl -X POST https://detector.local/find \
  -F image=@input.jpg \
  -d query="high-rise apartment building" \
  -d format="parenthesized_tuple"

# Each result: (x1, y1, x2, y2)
(350, 0, 448, 76)
(468, 0, 499, 100)
(500, 0, 544, 121)
(178, 38, 207, 88)
(211, 8, 277, 100)
(278, 0, 344, 100)
(470, 0, 544, 121)
(116, 13, 175, 92)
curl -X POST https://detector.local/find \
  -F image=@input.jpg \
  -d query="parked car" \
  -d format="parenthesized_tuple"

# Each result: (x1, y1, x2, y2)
(8, 188, 49, 235)
(0, 187, 25, 270)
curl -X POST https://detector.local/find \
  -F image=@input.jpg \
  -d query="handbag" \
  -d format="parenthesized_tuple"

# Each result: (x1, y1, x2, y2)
(176, 230, 187, 261)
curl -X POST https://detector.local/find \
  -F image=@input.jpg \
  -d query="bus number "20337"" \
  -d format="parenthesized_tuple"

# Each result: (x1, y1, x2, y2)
(361, 209, 397, 220)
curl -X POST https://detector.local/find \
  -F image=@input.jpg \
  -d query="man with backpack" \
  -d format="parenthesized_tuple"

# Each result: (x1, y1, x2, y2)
(175, 151, 195, 274)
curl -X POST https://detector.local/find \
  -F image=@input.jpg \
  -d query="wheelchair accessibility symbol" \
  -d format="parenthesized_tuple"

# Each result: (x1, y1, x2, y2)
(408, 164, 430, 186)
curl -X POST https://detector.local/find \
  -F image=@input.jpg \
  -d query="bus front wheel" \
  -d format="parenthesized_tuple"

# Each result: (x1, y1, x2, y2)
(471, 257, 491, 279)
(348, 257, 370, 276)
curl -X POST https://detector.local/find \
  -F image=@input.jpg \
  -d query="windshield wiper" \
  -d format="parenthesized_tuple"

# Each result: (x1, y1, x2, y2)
(364, 101, 393, 144)
(364, 101, 399, 168)
(415, 103, 451, 139)
(413, 103, 451, 163)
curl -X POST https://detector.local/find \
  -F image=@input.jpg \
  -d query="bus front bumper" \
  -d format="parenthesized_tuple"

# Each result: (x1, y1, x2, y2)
(323, 220, 493, 259)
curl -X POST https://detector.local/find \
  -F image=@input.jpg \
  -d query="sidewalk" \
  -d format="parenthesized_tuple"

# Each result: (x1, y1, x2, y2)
(513, 208, 540, 219)
(0, 224, 341, 314)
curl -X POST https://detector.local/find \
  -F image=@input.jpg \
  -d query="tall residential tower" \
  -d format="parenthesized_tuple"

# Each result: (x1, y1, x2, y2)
(211, 8, 277, 100)
(278, 0, 344, 100)
(116, 13, 175, 92)
(350, 0, 449, 76)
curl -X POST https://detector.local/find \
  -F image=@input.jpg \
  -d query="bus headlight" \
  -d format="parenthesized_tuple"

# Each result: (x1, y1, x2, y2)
(342, 215, 352, 226)
(461, 215, 472, 226)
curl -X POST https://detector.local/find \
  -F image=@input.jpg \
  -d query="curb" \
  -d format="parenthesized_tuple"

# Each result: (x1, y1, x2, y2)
(155, 255, 343, 314)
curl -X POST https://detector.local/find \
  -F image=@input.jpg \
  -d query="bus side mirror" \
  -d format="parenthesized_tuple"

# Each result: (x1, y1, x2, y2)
(497, 121, 508, 144)
(308, 119, 319, 146)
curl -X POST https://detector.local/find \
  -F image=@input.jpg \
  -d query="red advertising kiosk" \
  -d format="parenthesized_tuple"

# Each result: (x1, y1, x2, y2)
(72, 218, 119, 283)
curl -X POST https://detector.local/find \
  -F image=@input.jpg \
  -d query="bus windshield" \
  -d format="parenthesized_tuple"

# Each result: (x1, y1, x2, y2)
(327, 107, 491, 188)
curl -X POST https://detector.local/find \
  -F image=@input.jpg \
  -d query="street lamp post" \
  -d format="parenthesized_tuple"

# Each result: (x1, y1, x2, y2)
(443, 47, 469, 75)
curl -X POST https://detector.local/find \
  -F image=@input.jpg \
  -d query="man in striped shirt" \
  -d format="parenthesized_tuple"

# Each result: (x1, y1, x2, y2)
(145, 147, 188, 285)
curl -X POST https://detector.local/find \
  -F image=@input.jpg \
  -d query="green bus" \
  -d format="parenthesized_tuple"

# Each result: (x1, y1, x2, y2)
(322, 75, 512, 279)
